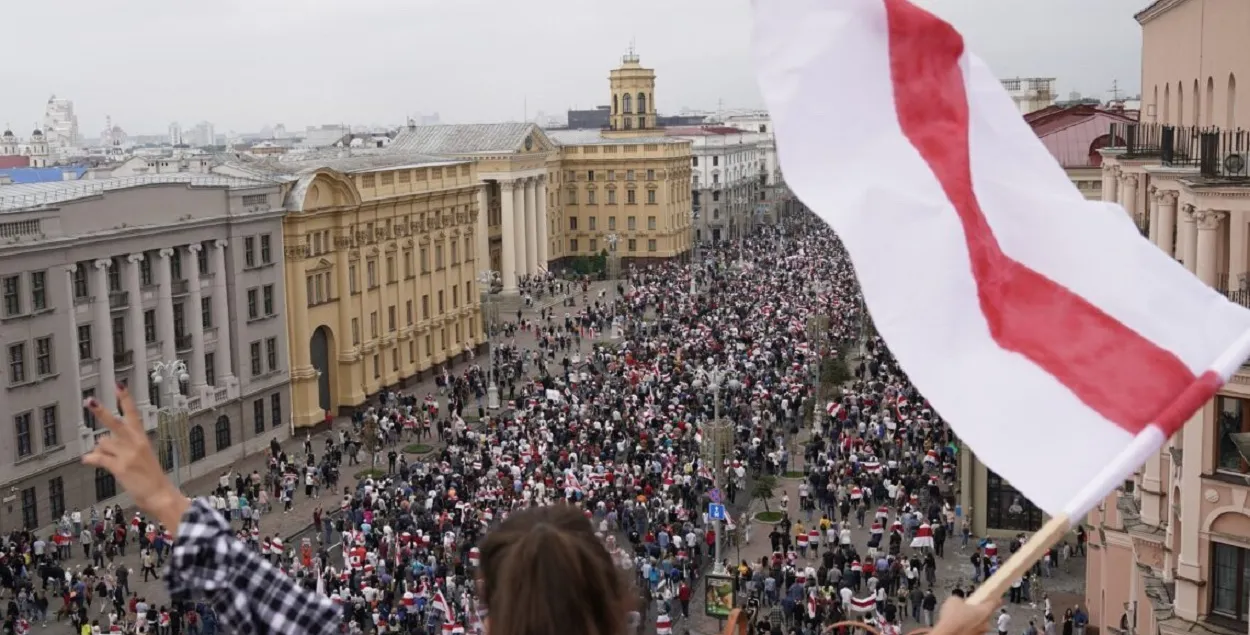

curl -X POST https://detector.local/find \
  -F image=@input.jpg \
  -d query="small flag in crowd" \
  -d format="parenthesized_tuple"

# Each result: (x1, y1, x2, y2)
(752, 0, 1250, 520)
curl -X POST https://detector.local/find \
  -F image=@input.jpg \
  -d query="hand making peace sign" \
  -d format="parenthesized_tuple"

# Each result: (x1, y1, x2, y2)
(81, 384, 191, 535)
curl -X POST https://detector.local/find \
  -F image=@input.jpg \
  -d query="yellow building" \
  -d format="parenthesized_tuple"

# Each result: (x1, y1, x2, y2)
(546, 51, 694, 266)
(229, 154, 484, 427)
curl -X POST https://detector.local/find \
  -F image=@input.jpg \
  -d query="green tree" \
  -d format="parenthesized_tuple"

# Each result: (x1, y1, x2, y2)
(751, 475, 779, 512)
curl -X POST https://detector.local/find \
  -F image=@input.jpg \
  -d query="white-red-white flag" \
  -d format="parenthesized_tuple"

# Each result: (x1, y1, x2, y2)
(752, 0, 1250, 518)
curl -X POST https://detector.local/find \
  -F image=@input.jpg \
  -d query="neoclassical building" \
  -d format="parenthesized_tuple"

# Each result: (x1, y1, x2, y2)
(220, 154, 483, 427)
(546, 52, 694, 267)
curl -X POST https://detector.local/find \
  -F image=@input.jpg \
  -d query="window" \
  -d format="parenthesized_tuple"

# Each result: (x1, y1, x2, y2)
(404, 252, 413, 278)
(648, 216, 657, 230)
(95, 468, 116, 501)
(15, 412, 32, 458)
(370, 312, 378, 338)
(214, 416, 232, 451)
(250, 342, 262, 376)
(590, 239, 598, 252)
(587, 170, 595, 182)
(75, 324, 92, 360)
(8, 343, 26, 384)
(83, 389, 96, 429)
(20, 487, 36, 530)
(422, 295, 430, 320)
(420, 248, 429, 273)
(693, 156, 699, 167)
(1211, 542, 1250, 621)
(452, 285, 459, 309)
(373, 354, 380, 379)
(569, 217, 578, 231)
(260, 235, 272, 264)
(985, 468, 1042, 531)
(628, 216, 637, 231)
(648, 190, 657, 204)
(392, 349, 399, 371)
(2, 275, 20, 316)
(197, 246, 209, 275)
(201, 297, 212, 329)
(587, 190, 597, 205)
(1217, 396, 1250, 474)
(263, 285, 274, 315)
(626, 170, 635, 181)
(435, 245, 444, 269)
(144, 310, 156, 344)
(189, 425, 205, 462)
(351, 318, 360, 345)
(608, 190, 617, 205)
(48, 476, 64, 519)
(349, 265, 358, 293)
(386, 256, 396, 283)
(139, 257, 152, 286)
(367, 260, 377, 288)
(406, 300, 414, 326)
(73, 266, 89, 298)
(41, 405, 58, 448)
(437, 291, 445, 314)
(567, 189, 577, 205)
(647, 169, 655, 180)
(246, 289, 258, 319)
(647, 239, 657, 252)
(628, 239, 637, 252)
(271, 394, 282, 429)
(627, 190, 636, 204)
(205, 352, 215, 386)
(253, 399, 265, 434)
(265, 337, 278, 371)
(713, 156, 720, 167)
(569, 239, 579, 253)
(30, 271, 45, 311)
(608, 217, 617, 230)
(35, 336, 53, 376)
(173, 303, 186, 340)
(244, 237, 256, 267)
(388, 306, 396, 332)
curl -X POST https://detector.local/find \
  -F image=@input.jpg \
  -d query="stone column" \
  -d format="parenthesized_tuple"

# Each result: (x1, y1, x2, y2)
(289, 260, 311, 368)
(1120, 173, 1138, 221)
(65, 265, 86, 431)
(1147, 187, 1160, 245)
(156, 248, 177, 363)
(1195, 209, 1226, 287)
(536, 177, 549, 267)
(500, 180, 518, 292)
(1156, 191, 1177, 258)
(1179, 206, 1198, 273)
(335, 237, 353, 353)
(210, 240, 233, 381)
(524, 178, 539, 275)
(513, 180, 528, 281)
(125, 254, 149, 405)
(1105, 166, 1120, 205)
(184, 244, 206, 389)
(91, 259, 117, 413)
(476, 184, 491, 277)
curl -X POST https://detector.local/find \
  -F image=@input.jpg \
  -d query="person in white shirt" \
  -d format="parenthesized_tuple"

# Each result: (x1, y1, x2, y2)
(996, 608, 1011, 635)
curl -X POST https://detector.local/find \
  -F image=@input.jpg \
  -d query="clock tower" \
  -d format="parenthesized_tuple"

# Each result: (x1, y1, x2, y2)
(605, 45, 658, 138)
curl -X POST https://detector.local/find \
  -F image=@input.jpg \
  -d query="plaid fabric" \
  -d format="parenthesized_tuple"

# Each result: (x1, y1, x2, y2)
(165, 498, 341, 635)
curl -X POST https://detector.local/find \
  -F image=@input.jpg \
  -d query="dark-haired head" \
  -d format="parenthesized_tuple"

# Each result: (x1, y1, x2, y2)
(478, 505, 630, 635)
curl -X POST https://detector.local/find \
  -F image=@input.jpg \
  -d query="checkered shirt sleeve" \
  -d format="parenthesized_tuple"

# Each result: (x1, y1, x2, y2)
(164, 498, 341, 635)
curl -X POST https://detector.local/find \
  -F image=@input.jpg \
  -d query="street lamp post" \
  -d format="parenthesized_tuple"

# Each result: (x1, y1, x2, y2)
(700, 367, 732, 576)
(478, 270, 501, 410)
(150, 359, 190, 492)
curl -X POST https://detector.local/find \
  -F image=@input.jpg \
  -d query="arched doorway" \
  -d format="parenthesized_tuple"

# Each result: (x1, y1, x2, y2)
(310, 326, 334, 413)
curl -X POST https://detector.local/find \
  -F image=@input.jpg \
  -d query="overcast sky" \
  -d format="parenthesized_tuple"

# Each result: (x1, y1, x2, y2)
(0, 0, 1143, 136)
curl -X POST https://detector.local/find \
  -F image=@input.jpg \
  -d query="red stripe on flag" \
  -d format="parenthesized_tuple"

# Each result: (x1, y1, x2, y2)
(881, 0, 1221, 437)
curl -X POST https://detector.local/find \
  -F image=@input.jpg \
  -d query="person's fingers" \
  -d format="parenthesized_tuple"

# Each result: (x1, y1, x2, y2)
(93, 436, 121, 457)
(117, 383, 143, 435)
(84, 397, 126, 435)
(81, 448, 119, 473)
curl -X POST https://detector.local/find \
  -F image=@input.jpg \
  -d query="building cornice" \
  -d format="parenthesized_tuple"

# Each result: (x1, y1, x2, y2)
(1135, 0, 1193, 25)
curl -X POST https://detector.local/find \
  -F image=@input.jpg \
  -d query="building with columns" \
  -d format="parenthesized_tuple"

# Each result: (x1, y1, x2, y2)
(545, 51, 694, 267)
(386, 123, 558, 293)
(217, 152, 484, 428)
(1086, 1, 1250, 633)
(0, 173, 290, 531)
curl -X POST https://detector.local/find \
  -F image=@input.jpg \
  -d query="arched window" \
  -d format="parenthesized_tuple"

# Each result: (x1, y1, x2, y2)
(1228, 73, 1238, 130)
(637, 92, 647, 114)
(612, 94, 618, 115)
(1152, 85, 1159, 122)
(1178, 82, 1185, 127)
(622, 94, 633, 114)
(95, 468, 116, 502)
(189, 424, 206, 462)
(215, 415, 232, 451)
(1164, 83, 1171, 123)
(1193, 79, 1201, 126)
(1207, 77, 1215, 126)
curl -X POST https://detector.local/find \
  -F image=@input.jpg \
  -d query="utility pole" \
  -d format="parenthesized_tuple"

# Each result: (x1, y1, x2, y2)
(1109, 79, 1123, 103)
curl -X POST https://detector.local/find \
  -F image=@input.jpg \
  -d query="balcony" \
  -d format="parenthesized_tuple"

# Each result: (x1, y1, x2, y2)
(113, 350, 133, 368)
(1106, 122, 1201, 165)
(171, 279, 189, 296)
(175, 333, 192, 352)
(108, 291, 129, 310)
(1218, 273, 1250, 310)
(1196, 129, 1250, 180)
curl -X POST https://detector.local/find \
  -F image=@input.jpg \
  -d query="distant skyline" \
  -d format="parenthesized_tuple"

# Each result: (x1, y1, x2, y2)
(0, 0, 1144, 136)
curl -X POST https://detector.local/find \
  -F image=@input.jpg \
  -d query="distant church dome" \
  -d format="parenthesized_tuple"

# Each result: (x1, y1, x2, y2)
(1, 129, 13, 139)
(31, 129, 43, 137)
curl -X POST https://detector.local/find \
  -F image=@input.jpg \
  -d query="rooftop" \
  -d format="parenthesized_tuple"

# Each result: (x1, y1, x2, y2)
(389, 123, 536, 155)
(664, 126, 750, 136)
(235, 149, 463, 176)
(0, 173, 276, 213)
(546, 128, 682, 146)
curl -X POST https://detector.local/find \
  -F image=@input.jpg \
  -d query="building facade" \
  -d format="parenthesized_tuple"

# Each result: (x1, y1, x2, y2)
(0, 174, 291, 531)
(225, 154, 483, 427)
(546, 52, 694, 268)
(1026, 104, 1139, 201)
(666, 127, 766, 243)
(1002, 77, 1057, 114)
(1088, 2, 1250, 634)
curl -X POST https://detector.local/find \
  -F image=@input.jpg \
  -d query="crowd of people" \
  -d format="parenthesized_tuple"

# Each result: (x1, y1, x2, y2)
(1, 212, 1082, 635)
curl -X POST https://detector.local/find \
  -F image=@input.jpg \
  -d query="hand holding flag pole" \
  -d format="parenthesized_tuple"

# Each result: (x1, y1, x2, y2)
(752, 0, 1250, 612)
